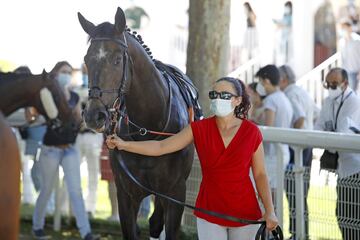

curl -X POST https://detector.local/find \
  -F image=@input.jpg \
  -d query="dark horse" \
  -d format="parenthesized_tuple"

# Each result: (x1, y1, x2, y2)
(78, 7, 201, 240)
(0, 70, 75, 239)
(0, 70, 72, 121)
(0, 112, 20, 240)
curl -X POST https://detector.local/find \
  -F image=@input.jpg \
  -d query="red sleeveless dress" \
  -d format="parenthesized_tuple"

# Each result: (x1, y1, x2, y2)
(190, 117, 262, 227)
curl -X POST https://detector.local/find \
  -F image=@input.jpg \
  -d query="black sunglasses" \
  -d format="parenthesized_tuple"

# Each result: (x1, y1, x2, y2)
(208, 90, 238, 100)
(322, 81, 342, 90)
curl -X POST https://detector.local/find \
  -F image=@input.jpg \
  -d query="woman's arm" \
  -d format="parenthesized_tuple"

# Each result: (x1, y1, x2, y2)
(106, 125, 194, 156)
(251, 143, 278, 230)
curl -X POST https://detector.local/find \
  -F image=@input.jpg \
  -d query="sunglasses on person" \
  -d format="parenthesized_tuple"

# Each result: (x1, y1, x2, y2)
(322, 81, 343, 90)
(208, 90, 238, 100)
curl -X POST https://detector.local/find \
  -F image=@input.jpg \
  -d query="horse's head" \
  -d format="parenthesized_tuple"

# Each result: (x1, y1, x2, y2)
(78, 7, 132, 133)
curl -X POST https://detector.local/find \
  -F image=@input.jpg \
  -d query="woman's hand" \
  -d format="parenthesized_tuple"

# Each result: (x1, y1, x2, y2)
(106, 135, 125, 150)
(263, 211, 278, 231)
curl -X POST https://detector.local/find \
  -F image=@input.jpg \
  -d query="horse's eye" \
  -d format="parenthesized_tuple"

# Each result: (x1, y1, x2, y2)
(114, 56, 122, 66)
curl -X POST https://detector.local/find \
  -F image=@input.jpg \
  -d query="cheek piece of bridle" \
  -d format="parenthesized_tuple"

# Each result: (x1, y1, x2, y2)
(87, 33, 283, 240)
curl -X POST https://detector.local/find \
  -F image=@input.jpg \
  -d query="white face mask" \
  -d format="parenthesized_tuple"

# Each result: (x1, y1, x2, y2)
(57, 73, 72, 87)
(328, 86, 344, 99)
(210, 99, 235, 117)
(256, 82, 267, 97)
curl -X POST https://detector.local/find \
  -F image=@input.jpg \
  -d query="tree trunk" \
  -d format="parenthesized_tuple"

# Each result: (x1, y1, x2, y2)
(186, 0, 231, 116)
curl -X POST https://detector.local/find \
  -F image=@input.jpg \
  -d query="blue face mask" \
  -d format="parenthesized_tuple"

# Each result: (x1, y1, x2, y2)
(82, 74, 88, 87)
(57, 73, 71, 87)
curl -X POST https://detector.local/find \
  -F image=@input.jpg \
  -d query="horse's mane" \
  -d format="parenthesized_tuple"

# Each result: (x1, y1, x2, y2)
(89, 22, 154, 60)
(0, 72, 32, 81)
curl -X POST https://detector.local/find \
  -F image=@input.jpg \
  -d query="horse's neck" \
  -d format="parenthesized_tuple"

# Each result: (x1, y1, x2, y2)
(126, 39, 169, 125)
(0, 75, 43, 116)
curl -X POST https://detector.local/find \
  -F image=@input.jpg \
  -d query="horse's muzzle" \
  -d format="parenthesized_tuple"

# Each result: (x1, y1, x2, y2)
(83, 108, 109, 132)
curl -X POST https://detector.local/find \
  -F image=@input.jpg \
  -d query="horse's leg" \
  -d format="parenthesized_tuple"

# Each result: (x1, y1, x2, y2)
(115, 179, 142, 240)
(163, 182, 186, 240)
(149, 196, 165, 239)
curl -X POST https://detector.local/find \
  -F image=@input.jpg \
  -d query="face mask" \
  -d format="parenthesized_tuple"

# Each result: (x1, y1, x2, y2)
(82, 74, 88, 87)
(328, 86, 344, 99)
(57, 73, 71, 87)
(256, 82, 267, 97)
(338, 29, 347, 38)
(210, 99, 235, 117)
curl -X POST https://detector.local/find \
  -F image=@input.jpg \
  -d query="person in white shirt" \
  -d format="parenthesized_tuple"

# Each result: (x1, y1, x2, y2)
(339, 19, 360, 92)
(279, 65, 316, 240)
(255, 65, 293, 196)
(315, 68, 360, 239)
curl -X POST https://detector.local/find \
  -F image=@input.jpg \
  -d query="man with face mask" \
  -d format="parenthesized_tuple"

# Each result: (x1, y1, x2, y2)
(315, 68, 360, 239)
(255, 65, 293, 197)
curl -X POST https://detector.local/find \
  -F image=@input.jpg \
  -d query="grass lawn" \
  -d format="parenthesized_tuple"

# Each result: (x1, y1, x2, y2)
(281, 185, 342, 240)
(20, 173, 343, 239)
(19, 180, 197, 239)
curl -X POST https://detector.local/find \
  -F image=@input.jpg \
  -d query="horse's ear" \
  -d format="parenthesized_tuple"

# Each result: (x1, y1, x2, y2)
(41, 69, 48, 80)
(78, 12, 96, 36)
(114, 7, 126, 33)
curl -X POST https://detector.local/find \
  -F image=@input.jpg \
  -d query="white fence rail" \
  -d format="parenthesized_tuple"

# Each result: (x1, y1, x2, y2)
(228, 56, 260, 84)
(297, 52, 341, 108)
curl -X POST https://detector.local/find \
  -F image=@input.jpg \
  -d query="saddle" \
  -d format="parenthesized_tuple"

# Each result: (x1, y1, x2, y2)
(154, 60, 203, 121)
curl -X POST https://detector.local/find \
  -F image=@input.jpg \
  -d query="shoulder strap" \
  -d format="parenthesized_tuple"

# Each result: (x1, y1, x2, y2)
(334, 91, 352, 130)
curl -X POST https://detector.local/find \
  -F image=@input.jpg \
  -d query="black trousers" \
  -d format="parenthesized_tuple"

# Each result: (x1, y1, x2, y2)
(336, 173, 360, 240)
(285, 147, 312, 239)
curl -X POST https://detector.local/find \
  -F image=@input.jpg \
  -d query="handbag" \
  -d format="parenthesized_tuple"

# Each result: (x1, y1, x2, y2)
(320, 150, 338, 172)
(319, 92, 351, 172)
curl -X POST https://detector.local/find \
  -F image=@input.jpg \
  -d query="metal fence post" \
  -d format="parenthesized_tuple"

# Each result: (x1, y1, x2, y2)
(275, 143, 284, 228)
(293, 146, 305, 240)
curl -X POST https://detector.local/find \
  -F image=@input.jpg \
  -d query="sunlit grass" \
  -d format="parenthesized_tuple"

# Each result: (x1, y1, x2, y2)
(21, 174, 343, 239)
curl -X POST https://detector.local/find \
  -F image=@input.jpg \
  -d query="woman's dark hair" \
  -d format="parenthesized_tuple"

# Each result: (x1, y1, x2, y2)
(285, 1, 292, 12)
(216, 77, 251, 119)
(248, 82, 257, 92)
(52, 61, 73, 74)
(244, 2, 254, 13)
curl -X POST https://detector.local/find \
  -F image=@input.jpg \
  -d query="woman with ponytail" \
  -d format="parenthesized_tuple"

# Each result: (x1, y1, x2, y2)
(106, 77, 277, 240)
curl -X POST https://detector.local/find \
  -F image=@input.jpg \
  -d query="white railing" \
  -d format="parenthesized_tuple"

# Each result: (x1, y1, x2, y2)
(169, 27, 253, 75)
(261, 126, 360, 240)
(297, 52, 341, 108)
(228, 56, 261, 84)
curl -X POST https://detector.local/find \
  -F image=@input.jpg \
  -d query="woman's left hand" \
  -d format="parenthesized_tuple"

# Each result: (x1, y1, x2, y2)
(263, 211, 278, 231)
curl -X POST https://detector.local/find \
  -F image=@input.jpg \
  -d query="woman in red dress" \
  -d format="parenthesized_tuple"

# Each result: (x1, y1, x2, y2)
(106, 77, 278, 239)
